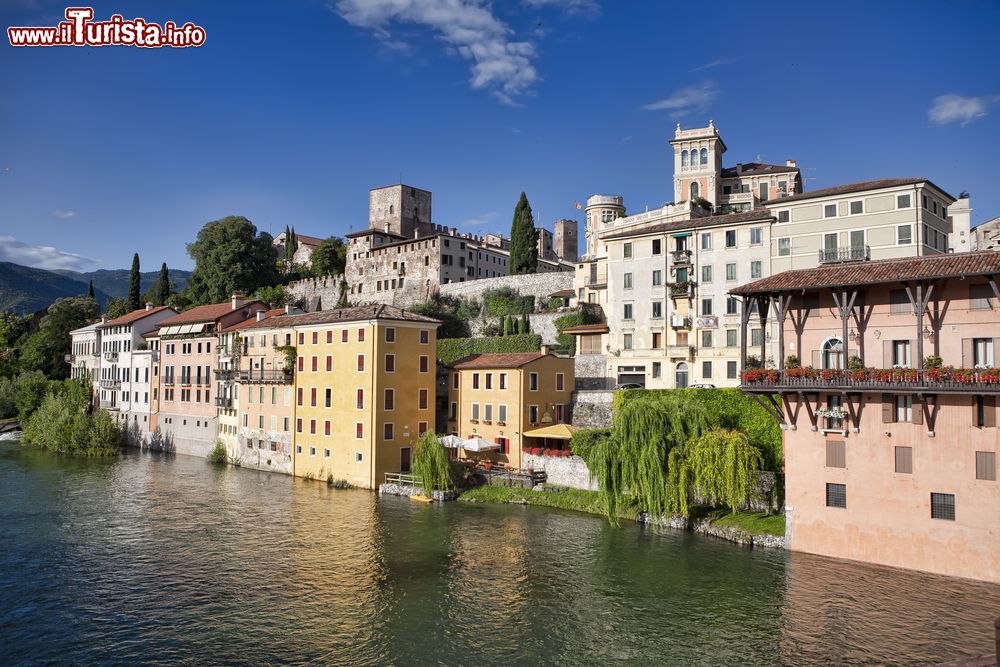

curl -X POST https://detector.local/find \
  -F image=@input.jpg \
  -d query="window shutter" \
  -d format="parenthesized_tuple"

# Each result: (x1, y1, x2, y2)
(882, 394, 893, 423)
(894, 446, 913, 474)
(911, 396, 923, 425)
(826, 440, 846, 468)
(962, 338, 973, 368)
(883, 340, 892, 367)
(985, 395, 997, 428)
(976, 451, 997, 481)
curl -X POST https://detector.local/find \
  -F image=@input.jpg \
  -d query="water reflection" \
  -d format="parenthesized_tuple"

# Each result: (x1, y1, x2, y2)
(0, 443, 997, 667)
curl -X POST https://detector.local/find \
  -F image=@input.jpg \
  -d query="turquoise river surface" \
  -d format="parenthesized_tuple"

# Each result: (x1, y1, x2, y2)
(1, 442, 998, 666)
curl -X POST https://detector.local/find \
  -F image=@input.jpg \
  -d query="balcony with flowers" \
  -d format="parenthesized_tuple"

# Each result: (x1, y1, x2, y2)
(741, 364, 1000, 394)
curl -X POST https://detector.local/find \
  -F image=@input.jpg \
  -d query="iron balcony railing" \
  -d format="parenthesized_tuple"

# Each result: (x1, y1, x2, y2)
(741, 367, 1000, 394)
(104, 351, 119, 362)
(670, 249, 692, 265)
(162, 377, 175, 386)
(239, 369, 293, 384)
(99, 379, 121, 390)
(215, 369, 238, 381)
(819, 244, 870, 263)
(98, 400, 118, 411)
(215, 396, 233, 408)
(668, 281, 695, 299)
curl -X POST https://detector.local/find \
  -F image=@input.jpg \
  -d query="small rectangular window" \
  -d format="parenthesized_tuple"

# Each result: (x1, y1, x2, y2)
(726, 263, 737, 281)
(701, 265, 712, 283)
(824, 204, 837, 218)
(897, 225, 912, 245)
(385, 327, 396, 343)
(895, 446, 913, 474)
(700, 232, 712, 250)
(777, 210, 789, 223)
(701, 298, 713, 316)
(849, 201, 863, 215)
(826, 483, 847, 508)
(727, 361, 737, 379)
(652, 239, 662, 255)
(778, 237, 791, 256)
(623, 242, 632, 258)
(420, 329, 429, 344)
(529, 372, 539, 391)
(897, 194, 911, 208)
(749, 227, 762, 245)
(383, 423, 394, 440)
(385, 354, 395, 372)
(826, 440, 846, 468)
(701, 360, 712, 378)
(623, 303, 633, 320)
(930, 492, 955, 520)
(976, 451, 996, 481)
(623, 272, 633, 289)
(725, 230, 736, 248)
(750, 261, 762, 279)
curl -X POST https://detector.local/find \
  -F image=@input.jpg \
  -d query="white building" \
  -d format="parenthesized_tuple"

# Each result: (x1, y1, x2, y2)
(68, 322, 102, 402)
(96, 304, 176, 441)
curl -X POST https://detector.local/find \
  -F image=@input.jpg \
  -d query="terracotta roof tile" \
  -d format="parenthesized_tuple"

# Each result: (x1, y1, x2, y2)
(157, 300, 267, 326)
(549, 289, 575, 297)
(452, 352, 547, 369)
(731, 251, 1000, 295)
(602, 209, 774, 241)
(98, 306, 174, 328)
(764, 178, 953, 205)
(231, 304, 441, 330)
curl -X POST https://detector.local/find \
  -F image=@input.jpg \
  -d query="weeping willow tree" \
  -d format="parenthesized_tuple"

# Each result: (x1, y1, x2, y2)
(411, 431, 453, 497)
(685, 429, 763, 514)
(584, 392, 708, 524)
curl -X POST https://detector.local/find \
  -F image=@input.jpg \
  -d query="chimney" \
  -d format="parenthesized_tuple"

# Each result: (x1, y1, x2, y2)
(231, 293, 245, 310)
(786, 159, 797, 168)
(101, 315, 108, 324)
(284, 304, 293, 315)
(145, 302, 153, 311)
(540, 345, 550, 355)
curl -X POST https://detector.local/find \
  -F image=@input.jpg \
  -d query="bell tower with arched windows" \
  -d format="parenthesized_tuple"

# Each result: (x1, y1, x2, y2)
(670, 120, 726, 208)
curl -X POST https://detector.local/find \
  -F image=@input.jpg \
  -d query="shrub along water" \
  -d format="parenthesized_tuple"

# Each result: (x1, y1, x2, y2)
(21, 379, 121, 456)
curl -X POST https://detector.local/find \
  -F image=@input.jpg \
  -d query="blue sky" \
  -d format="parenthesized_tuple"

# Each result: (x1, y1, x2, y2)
(1, 0, 999, 272)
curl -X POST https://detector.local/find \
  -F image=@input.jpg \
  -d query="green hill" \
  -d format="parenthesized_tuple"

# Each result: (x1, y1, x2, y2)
(0, 262, 111, 314)
(53, 267, 191, 299)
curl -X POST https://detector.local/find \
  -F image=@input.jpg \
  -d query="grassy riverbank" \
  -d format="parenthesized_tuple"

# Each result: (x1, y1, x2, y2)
(457, 485, 786, 539)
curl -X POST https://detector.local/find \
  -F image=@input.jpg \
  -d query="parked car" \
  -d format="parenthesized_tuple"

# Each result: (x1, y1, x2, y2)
(689, 383, 716, 389)
(614, 382, 644, 390)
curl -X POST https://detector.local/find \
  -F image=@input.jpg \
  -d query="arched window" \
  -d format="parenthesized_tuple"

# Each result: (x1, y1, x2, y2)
(700, 148, 708, 166)
(681, 150, 689, 167)
(690, 182, 700, 200)
(822, 337, 844, 369)
(675, 362, 689, 389)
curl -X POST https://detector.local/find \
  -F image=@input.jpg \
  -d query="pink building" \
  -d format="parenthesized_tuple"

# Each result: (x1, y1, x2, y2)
(734, 251, 1000, 583)
(154, 295, 265, 457)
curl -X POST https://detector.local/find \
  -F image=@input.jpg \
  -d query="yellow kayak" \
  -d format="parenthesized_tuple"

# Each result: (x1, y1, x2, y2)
(410, 494, 433, 503)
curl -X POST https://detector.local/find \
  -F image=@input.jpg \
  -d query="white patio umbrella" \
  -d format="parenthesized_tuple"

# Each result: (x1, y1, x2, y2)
(461, 436, 500, 452)
(438, 434, 464, 448)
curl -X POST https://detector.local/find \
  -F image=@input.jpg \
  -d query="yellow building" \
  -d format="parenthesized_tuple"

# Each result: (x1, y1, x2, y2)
(447, 351, 575, 470)
(289, 304, 439, 488)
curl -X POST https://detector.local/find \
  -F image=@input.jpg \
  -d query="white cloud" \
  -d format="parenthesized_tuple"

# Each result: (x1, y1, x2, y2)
(0, 235, 98, 271)
(331, 0, 539, 104)
(461, 211, 498, 227)
(522, 0, 600, 17)
(690, 57, 736, 72)
(641, 81, 718, 116)
(51, 209, 76, 219)
(928, 93, 998, 126)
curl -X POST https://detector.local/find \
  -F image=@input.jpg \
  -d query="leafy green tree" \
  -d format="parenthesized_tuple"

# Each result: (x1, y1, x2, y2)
(409, 296, 472, 339)
(310, 236, 346, 277)
(253, 284, 291, 308)
(127, 253, 141, 311)
(185, 216, 279, 306)
(411, 431, 454, 497)
(166, 289, 194, 312)
(509, 192, 538, 275)
(686, 429, 763, 515)
(18, 297, 99, 380)
(0, 313, 29, 379)
(86, 280, 95, 299)
(15, 371, 49, 422)
(105, 297, 130, 320)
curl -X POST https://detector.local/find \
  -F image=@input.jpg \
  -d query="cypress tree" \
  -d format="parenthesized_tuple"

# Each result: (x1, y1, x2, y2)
(284, 225, 292, 261)
(86, 280, 95, 299)
(509, 192, 538, 275)
(157, 262, 170, 306)
(520, 313, 530, 334)
(127, 253, 141, 311)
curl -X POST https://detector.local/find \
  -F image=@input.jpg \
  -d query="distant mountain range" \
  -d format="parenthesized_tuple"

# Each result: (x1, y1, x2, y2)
(0, 263, 192, 315)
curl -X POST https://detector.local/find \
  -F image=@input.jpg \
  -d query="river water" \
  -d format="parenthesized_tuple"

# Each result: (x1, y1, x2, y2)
(0, 443, 997, 666)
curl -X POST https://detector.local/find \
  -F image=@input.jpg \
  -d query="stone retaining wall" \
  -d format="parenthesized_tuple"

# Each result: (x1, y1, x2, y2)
(378, 482, 457, 501)
(522, 452, 597, 491)
(636, 513, 786, 549)
(571, 389, 614, 429)
(438, 271, 573, 304)
(574, 355, 610, 390)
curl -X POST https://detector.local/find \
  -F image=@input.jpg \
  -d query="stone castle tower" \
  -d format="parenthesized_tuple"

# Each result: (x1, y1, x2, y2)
(670, 120, 726, 206)
(554, 218, 578, 262)
(369, 184, 433, 239)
